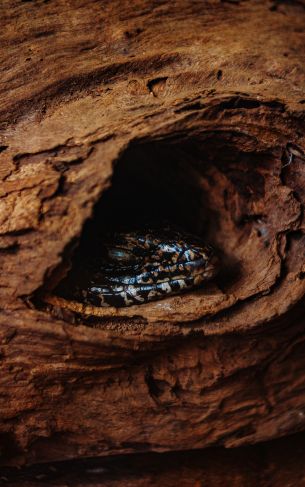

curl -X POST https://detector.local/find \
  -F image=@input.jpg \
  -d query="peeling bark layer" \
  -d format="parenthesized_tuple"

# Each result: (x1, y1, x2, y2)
(0, 0, 305, 467)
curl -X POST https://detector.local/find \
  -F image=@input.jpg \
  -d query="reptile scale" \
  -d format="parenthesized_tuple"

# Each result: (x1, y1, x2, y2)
(74, 226, 219, 308)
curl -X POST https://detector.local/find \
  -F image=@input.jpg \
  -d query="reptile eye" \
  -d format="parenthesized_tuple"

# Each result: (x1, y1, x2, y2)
(107, 247, 135, 263)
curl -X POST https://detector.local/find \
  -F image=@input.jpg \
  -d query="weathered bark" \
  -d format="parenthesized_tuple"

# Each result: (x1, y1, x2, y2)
(1, 0, 305, 467)
(2, 432, 305, 487)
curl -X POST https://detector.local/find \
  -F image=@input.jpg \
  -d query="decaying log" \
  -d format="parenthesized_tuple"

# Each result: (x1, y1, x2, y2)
(1, 0, 305, 467)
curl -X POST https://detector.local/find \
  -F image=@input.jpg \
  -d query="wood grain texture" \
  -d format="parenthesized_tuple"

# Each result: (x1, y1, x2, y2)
(2, 433, 305, 487)
(0, 0, 305, 467)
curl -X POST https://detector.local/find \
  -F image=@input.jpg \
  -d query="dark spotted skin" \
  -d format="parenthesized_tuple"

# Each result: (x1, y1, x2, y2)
(78, 227, 219, 307)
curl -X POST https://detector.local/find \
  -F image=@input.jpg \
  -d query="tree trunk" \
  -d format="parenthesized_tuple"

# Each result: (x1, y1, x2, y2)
(1, 0, 305, 467)
(2, 433, 305, 486)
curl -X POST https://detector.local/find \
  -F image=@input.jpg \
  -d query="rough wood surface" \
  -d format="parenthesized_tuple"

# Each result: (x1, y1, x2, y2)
(2, 432, 305, 487)
(1, 0, 305, 467)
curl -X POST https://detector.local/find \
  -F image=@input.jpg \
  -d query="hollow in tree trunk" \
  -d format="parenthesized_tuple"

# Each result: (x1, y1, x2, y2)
(0, 0, 305, 468)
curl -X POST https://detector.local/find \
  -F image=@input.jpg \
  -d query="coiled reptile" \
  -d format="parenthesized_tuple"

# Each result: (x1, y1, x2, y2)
(74, 226, 219, 308)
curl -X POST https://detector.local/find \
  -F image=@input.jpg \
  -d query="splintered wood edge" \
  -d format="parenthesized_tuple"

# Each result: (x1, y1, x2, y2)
(41, 293, 142, 319)
(40, 284, 237, 325)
